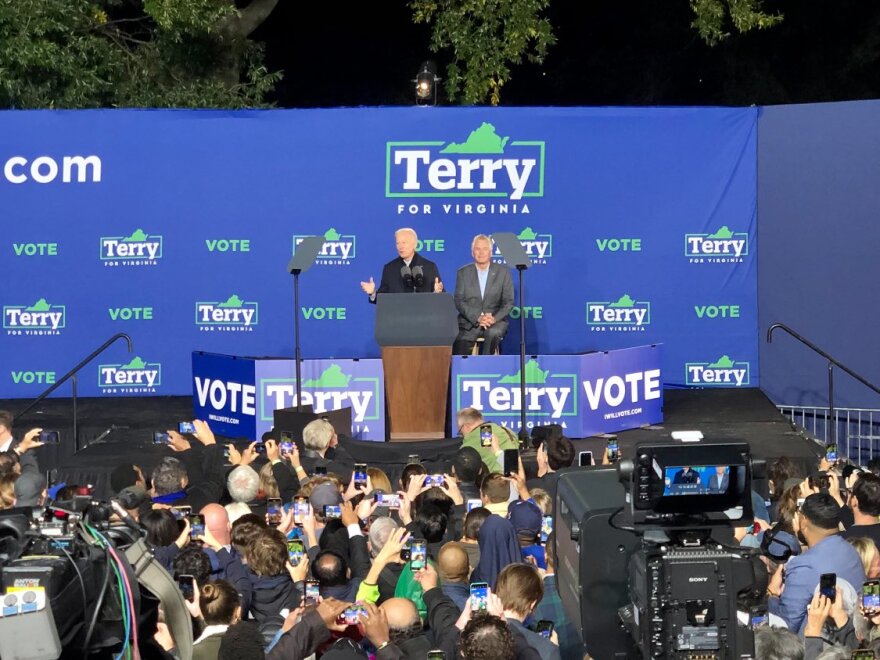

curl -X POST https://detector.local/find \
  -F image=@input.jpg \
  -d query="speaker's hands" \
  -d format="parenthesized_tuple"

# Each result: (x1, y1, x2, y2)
(434, 277, 443, 293)
(360, 277, 376, 295)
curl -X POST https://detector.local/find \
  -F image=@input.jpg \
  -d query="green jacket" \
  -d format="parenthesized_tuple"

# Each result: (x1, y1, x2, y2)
(461, 422, 518, 474)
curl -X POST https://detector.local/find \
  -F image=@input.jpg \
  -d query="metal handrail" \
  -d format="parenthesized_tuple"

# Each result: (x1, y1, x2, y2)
(14, 333, 134, 450)
(767, 323, 880, 448)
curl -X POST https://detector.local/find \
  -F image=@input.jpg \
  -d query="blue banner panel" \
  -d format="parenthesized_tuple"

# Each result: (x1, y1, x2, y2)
(255, 358, 385, 441)
(192, 352, 258, 439)
(451, 345, 663, 436)
(191, 352, 385, 441)
(1, 108, 757, 399)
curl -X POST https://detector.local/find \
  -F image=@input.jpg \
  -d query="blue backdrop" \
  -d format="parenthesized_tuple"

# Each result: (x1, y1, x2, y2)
(2, 107, 758, 398)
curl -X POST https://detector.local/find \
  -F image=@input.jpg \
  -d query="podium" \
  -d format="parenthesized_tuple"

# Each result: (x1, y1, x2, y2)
(376, 293, 458, 441)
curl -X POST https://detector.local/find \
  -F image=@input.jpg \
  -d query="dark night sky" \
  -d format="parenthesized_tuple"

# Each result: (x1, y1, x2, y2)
(252, 1, 880, 108)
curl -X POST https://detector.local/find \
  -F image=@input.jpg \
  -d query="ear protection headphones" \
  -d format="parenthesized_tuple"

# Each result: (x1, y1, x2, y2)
(760, 524, 800, 562)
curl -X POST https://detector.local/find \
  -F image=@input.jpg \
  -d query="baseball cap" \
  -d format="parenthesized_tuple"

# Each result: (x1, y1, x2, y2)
(507, 498, 542, 535)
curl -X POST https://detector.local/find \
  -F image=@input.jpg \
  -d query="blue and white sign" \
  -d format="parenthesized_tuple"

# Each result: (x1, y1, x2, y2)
(452, 344, 663, 437)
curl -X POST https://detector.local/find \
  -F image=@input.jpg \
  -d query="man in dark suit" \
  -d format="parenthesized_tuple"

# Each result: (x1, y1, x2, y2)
(453, 234, 514, 354)
(360, 227, 443, 300)
(708, 466, 730, 493)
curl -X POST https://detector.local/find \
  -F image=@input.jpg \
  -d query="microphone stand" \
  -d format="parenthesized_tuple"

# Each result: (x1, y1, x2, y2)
(516, 264, 528, 444)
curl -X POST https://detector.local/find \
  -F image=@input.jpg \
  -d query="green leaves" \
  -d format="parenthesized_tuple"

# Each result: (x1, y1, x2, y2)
(0, 0, 279, 108)
(690, 0, 783, 46)
(411, 0, 556, 105)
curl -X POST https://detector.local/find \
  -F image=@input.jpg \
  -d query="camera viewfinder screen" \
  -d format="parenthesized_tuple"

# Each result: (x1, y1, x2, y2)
(663, 465, 730, 496)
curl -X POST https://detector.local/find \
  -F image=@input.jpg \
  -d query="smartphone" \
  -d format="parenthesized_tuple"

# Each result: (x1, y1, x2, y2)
(425, 474, 445, 488)
(407, 454, 420, 465)
(178, 421, 196, 434)
(749, 605, 768, 630)
(314, 465, 327, 476)
(375, 492, 400, 509)
(153, 431, 170, 444)
(267, 498, 283, 525)
(411, 538, 427, 570)
(796, 497, 805, 509)
(294, 496, 310, 524)
(38, 430, 60, 444)
(578, 450, 593, 467)
(341, 604, 366, 626)
(466, 498, 482, 513)
(280, 431, 294, 442)
(177, 574, 195, 602)
(223, 445, 231, 461)
(863, 580, 880, 609)
(502, 449, 519, 477)
(470, 582, 489, 611)
(607, 438, 619, 462)
(254, 441, 266, 455)
(323, 504, 341, 519)
(305, 579, 320, 606)
(354, 464, 368, 488)
(287, 539, 304, 565)
(535, 620, 554, 639)
(479, 424, 493, 447)
(820, 573, 837, 602)
(826, 443, 838, 462)
(171, 505, 191, 520)
(188, 514, 205, 539)
(280, 441, 294, 457)
(540, 515, 553, 544)
(400, 539, 412, 562)
(427, 652, 445, 660)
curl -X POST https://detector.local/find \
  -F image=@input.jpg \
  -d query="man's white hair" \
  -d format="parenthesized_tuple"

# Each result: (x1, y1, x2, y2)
(471, 234, 492, 251)
(227, 465, 259, 503)
(368, 517, 400, 558)
(303, 418, 334, 451)
(395, 227, 418, 243)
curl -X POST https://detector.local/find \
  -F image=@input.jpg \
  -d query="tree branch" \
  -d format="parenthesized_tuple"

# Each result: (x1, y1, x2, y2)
(224, 0, 280, 38)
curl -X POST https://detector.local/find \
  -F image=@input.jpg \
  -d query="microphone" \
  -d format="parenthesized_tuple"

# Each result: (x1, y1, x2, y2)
(400, 265, 414, 289)
(412, 265, 425, 289)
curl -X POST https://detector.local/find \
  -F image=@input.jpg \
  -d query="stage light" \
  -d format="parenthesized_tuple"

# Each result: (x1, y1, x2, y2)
(414, 61, 440, 106)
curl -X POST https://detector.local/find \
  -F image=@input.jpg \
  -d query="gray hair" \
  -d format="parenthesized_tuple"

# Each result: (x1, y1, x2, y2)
(227, 465, 260, 503)
(303, 419, 334, 452)
(471, 234, 491, 251)
(754, 627, 804, 660)
(814, 646, 851, 660)
(395, 227, 418, 243)
(369, 517, 399, 557)
(151, 457, 187, 496)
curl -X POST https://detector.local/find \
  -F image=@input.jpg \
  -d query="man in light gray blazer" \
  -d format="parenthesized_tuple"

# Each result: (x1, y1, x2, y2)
(453, 234, 515, 355)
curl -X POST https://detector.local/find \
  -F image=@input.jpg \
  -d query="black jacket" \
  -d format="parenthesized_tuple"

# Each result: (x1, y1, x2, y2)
(371, 252, 442, 299)
(300, 445, 355, 484)
(247, 570, 302, 625)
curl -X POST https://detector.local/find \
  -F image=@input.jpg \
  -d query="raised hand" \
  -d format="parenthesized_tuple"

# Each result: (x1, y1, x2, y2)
(434, 277, 443, 293)
(360, 277, 376, 295)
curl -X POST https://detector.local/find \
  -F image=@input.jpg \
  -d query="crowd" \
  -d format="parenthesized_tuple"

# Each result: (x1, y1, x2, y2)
(5, 405, 880, 660)
(0, 408, 577, 660)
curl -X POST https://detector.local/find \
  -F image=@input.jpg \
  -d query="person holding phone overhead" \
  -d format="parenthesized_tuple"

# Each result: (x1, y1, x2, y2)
(767, 493, 865, 632)
(456, 407, 517, 474)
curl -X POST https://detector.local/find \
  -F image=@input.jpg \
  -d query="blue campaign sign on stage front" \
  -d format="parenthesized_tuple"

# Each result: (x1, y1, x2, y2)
(192, 352, 259, 439)
(451, 344, 663, 437)
(579, 345, 663, 436)
(255, 359, 385, 441)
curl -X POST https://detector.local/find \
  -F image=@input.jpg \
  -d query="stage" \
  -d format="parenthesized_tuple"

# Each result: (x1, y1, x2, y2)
(0, 387, 823, 500)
